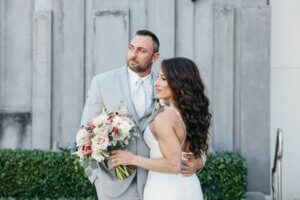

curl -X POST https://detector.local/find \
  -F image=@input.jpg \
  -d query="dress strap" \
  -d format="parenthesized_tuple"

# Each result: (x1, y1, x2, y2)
(167, 106, 186, 147)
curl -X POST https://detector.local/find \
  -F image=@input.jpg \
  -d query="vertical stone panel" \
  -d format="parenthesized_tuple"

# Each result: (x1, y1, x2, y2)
(32, 10, 52, 150)
(194, 0, 214, 99)
(84, 0, 93, 95)
(0, 0, 33, 112)
(212, 5, 235, 152)
(213, 1, 243, 153)
(0, 0, 6, 112)
(241, 6, 271, 194)
(85, 0, 129, 92)
(0, 0, 33, 149)
(147, 0, 175, 71)
(215, 0, 245, 153)
(90, 8, 129, 81)
(51, 0, 85, 148)
(175, 0, 194, 59)
(129, 0, 147, 38)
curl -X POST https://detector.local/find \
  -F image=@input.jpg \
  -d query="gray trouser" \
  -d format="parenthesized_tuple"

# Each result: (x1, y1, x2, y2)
(95, 177, 141, 200)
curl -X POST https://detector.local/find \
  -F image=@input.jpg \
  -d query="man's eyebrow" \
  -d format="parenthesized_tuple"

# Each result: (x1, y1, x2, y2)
(137, 46, 148, 51)
(128, 44, 149, 51)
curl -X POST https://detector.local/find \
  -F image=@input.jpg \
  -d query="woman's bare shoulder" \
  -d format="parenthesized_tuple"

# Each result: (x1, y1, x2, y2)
(151, 108, 178, 132)
(154, 108, 177, 124)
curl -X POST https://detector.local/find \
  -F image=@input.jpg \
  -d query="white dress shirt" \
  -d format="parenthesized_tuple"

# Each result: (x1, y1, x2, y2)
(127, 67, 154, 117)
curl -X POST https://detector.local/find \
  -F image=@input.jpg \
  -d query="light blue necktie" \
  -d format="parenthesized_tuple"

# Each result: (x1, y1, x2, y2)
(134, 79, 147, 117)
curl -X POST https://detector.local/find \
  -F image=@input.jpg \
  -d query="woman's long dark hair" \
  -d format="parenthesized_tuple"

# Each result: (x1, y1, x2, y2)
(161, 57, 212, 156)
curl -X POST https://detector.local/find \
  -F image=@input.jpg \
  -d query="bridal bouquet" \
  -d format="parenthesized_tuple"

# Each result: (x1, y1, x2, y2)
(75, 104, 138, 180)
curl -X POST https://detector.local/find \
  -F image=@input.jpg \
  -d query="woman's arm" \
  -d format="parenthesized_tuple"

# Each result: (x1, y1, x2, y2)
(109, 113, 182, 174)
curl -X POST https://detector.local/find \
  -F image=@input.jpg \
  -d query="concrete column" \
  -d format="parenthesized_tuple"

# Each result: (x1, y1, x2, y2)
(32, 0, 52, 149)
(212, 5, 235, 152)
(241, 6, 271, 194)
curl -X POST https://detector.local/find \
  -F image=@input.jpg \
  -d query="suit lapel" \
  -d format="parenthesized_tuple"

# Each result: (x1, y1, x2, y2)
(141, 71, 157, 118)
(140, 100, 161, 133)
(139, 71, 159, 132)
(118, 66, 140, 128)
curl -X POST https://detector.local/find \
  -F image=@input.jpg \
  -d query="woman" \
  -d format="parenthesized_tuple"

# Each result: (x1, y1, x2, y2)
(109, 57, 211, 200)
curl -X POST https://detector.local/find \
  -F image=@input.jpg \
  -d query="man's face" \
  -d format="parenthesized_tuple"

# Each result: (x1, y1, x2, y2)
(126, 35, 159, 75)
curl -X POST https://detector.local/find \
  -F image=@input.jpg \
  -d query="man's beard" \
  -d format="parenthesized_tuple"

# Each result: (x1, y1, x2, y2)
(127, 58, 152, 73)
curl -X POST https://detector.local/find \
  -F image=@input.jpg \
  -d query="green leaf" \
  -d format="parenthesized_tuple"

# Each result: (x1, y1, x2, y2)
(85, 168, 92, 177)
(90, 160, 97, 170)
(81, 159, 89, 168)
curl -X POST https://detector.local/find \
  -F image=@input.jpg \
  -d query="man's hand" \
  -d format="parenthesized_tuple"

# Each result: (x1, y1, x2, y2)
(181, 153, 204, 176)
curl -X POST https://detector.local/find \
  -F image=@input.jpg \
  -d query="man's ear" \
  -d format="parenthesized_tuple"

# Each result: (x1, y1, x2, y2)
(152, 52, 160, 63)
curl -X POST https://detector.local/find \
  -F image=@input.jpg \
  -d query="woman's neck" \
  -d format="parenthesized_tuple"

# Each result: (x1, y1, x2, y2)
(169, 102, 181, 114)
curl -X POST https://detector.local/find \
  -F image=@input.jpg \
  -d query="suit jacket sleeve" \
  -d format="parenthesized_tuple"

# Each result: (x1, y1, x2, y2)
(81, 76, 104, 126)
(80, 76, 104, 184)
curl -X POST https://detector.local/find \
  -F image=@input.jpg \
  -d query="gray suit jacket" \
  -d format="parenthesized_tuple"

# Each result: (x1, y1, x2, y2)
(80, 66, 160, 199)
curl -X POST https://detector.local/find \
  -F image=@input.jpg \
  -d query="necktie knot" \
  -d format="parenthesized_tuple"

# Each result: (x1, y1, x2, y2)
(135, 79, 144, 88)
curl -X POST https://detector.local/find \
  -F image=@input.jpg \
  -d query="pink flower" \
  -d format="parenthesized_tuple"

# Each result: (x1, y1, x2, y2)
(89, 122, 95, 129)
(108, 116, 114, 124)
(113, 127, 118, 135)
(82, 145, 92, 155)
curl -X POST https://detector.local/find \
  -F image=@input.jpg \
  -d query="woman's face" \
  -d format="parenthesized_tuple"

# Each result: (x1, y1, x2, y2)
(154, 69, 173, 101)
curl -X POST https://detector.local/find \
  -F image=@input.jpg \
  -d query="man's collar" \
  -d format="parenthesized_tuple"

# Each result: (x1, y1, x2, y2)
(127, 66, 153, 86)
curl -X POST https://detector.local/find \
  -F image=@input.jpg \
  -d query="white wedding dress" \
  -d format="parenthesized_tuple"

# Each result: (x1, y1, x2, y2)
(143, 108, 204, 200)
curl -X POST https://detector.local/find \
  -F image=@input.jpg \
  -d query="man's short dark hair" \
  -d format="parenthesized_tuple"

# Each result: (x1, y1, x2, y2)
(136, 30, 159, 53)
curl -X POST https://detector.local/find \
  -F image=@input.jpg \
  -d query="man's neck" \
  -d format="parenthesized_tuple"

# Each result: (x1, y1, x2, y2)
(127, 66, 152, 78)
(137, 71, 151, 78)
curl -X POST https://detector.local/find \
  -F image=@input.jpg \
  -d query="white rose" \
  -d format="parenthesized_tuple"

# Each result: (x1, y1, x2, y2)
(93, 112, 108, 126)
(119, 121, 132, 134)
(76, 128, 90, 146)
(112, 115, 123, 126)
(92, 135, 109, 150)
(112, 129, 128, 141)
(93, 125, 109, 136)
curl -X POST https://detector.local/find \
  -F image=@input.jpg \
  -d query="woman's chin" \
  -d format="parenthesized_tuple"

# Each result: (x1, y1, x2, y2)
(156, 95, 164, 99)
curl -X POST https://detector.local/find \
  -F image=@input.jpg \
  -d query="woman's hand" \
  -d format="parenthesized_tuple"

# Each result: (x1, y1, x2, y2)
(108, 149, 136, 167)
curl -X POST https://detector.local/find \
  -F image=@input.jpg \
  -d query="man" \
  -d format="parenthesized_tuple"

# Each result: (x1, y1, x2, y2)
(80, 30, 204, 200)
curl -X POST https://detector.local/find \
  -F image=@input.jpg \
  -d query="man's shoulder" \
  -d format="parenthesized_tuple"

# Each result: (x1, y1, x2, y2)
(93, 66, 126, 81)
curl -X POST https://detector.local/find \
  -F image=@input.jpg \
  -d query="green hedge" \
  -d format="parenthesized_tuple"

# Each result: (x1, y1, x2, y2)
(0, 150, 246, 199)
(0, 149, 96, 199)
(198, 152, 247, 200)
